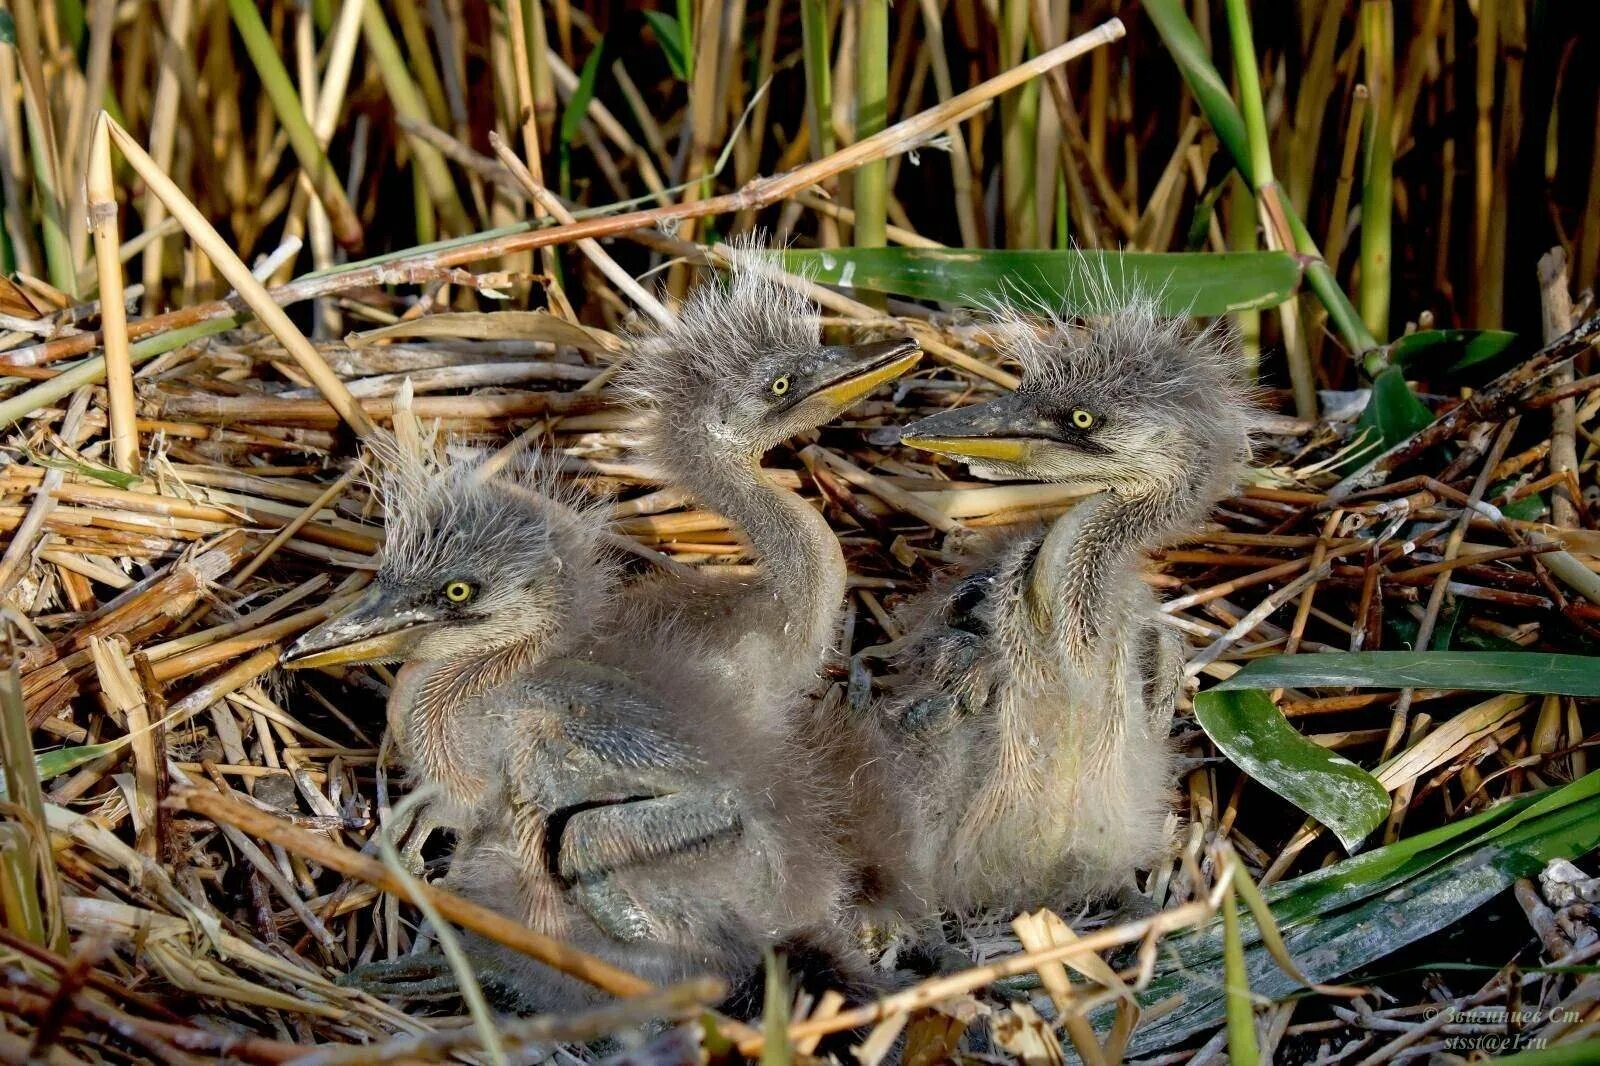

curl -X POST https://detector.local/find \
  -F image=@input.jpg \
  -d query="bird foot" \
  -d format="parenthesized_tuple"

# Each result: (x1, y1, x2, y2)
(338, 952, 459, 1000)
(1106, 884, 1160, 922)
(556, 790, 745, 944)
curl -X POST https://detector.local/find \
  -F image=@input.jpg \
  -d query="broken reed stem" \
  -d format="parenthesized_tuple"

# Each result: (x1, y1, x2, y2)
(101, 114, 378, 441)
(86, 115, 136, 474)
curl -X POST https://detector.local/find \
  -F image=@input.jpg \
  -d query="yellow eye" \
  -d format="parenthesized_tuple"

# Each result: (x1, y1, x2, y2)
(771, 375, 791, 396)
(1070, 409, 1096, 430)
(443, 580, 475, 604)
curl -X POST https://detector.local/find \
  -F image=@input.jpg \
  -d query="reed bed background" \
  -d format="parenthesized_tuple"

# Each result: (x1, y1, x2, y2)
(2, 0, 1600, 1062)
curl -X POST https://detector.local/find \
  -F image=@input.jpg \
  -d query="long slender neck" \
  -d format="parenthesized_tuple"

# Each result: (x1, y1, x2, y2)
(1028, 451, 1210, 663)
(400, 635, 548, 810)
(666, 431, 845, 662)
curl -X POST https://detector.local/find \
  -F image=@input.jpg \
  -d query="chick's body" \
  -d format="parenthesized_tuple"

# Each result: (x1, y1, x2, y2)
(446, 633, 853, 1012)
(286, 441, 859, 1013)
(883, 528, 1176, 912)
(891, 298, 1252, 915)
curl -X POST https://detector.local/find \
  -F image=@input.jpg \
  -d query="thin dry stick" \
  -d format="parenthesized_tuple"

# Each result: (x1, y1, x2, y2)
(487, 130, 672, 326)
(101, 115, 377, 440)
(87, 115, 137, 473)
(229, 464, 363, 588)
(9, 18, 1128, 379)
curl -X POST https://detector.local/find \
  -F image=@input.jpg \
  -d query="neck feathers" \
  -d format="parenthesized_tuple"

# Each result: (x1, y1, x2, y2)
(1031, 446, 1221, 661)
(405, 636, 553, 809)
(659, 426, 846, 660)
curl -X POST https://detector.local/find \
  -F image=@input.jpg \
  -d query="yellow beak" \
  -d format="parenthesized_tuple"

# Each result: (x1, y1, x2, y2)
(899, 435, 1034, 462)
(814, 346, 923, 410)
(282, 627, 422, 669)
(282, 587, 443, 669)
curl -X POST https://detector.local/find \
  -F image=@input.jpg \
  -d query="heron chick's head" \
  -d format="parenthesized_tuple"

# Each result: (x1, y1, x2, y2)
(902, 296, 1252, 490)
(284, 447, 610, 670)
(617, 247, 922, 459)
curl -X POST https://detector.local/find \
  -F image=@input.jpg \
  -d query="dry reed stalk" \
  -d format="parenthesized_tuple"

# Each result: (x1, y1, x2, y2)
(7, 18, 1126, 381)
(487, 131, 671, 326)
(136, 0, 193, 312)
(85, 116, 136, 474)
(103, 116, 378, 439)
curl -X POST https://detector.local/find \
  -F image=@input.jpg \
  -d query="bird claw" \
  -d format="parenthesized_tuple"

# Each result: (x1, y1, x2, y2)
(338, 953, 459, 1000)
(898, 693, 964, 735)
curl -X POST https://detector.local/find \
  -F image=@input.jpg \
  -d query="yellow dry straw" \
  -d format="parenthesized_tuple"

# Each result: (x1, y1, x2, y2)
(101, 114, 379, 441)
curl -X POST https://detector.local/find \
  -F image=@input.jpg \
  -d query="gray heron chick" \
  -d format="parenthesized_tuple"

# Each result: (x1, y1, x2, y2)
(889, 299, 1253, 913)
(615, 258, 922, 706)
(284, 445, 866, 1013)
(283, 446, 613, 827)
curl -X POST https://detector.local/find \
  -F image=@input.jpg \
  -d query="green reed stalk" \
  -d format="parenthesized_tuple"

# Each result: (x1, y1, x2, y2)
(1223, 0, 1316, 415)
(1000, 0, 1039, 247)
(853, 0, 888, 249)
(227, 0, 366, 250)
(1147, 0, 1383, 370)
(1359, 0, 1394, 340)
(800, 0, 835, 161)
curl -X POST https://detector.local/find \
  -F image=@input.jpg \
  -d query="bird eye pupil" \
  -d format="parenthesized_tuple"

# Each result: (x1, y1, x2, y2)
(1072, 409, 1095, 429)
(771, 376, 790, 395)
(444, 581, 474, 603)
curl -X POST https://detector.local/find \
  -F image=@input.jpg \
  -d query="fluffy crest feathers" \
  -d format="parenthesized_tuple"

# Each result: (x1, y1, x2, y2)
(985, 281, 1255, 423)
(615, 237, 818, 412)
(360, 422, 610, 594)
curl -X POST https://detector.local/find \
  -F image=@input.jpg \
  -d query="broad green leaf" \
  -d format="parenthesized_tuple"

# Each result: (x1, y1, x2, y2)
(642, 10, 688, 81)
(779, 249, 1303, 317)
(1216, 652, 1600, 697)
(1108, 770, 1600, 1056)
(1193, 689, 1389, 850)
(1343, 365, 1433, 471)
(1389, 329, 1517, 373)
